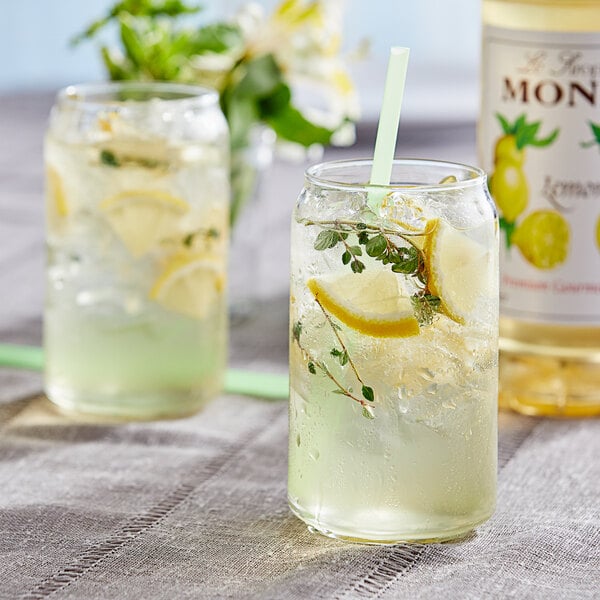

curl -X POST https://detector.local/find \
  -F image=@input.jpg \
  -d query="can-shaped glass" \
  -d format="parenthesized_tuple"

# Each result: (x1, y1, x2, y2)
(288, 159, 498, 543)
(44, 82, 230, 419)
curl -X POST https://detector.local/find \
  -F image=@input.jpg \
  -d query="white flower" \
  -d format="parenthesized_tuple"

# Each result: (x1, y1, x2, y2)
(236, 0, 359, 137)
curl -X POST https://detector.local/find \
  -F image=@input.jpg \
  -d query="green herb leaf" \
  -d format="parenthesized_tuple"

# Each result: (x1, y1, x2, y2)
(362, 406, 375, 419)
(365, 234, 387, 257)
(391, 246, 419, 274)
(342, 251, 351, 265)
(308, 362, 316, 375)
(292, 321, 302, 343)
(361, 385, 374, 402)
(358, 231, 369, 245)
(100, 149, 120, 167)
(348, 245, 362, 256)
(351, 260, 365, 273)
(314, 230, 340, 251)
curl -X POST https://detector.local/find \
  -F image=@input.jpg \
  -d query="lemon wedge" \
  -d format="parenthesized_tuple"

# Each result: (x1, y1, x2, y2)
(307, 271, 419, 338)
(46, 166, 69, 218)
(100, 190, 189, 257)
(423, 218, 490, 324)
(150, 253, 224, 319)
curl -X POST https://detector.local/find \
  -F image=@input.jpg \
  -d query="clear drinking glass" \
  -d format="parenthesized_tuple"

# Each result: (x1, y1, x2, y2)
(44, 82, 230, 419)
(289, 159, 498, 543)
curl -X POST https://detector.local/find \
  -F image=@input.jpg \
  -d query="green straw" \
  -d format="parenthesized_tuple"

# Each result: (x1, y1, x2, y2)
(0, 343, 44, 371)
(0, 343, 289, 400)
(368, 47, 410, 211)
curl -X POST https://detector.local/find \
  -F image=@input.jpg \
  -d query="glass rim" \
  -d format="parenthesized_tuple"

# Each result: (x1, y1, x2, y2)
(305, 158, 487, 193)
(56, 81, 219, 109)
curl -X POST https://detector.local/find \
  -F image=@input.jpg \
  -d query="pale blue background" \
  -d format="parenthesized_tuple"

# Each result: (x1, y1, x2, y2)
(0, 1, 481, 121)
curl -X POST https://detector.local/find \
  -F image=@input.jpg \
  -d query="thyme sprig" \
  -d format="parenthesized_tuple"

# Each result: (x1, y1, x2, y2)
(314, 298, 374, 403)
(292, 320, 374, 419)
(309, 219, 441, 324)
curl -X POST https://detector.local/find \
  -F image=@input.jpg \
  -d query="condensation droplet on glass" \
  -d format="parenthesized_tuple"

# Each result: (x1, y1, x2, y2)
(418, 368, 435, 381)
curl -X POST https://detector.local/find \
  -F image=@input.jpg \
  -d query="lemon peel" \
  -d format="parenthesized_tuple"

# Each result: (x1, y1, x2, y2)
(150, 253, 224, 319)
(46, 166, 69, 218)
(307, 271, 419, 338)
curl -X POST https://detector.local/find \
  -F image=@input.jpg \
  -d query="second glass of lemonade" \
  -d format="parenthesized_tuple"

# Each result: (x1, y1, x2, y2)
(44, 83, 230, 419)
(289, 159, 498, 543)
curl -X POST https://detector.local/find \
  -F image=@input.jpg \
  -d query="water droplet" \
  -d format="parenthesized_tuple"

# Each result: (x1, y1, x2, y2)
(425, 383, 439, 395)
(419, 368, 435, 381)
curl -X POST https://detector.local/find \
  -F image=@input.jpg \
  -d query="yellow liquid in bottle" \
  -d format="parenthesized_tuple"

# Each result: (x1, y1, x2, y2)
(481, 0, 600, 417)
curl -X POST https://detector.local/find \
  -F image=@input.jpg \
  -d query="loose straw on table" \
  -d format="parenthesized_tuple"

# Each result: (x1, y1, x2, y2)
(368, 47, 410, 211)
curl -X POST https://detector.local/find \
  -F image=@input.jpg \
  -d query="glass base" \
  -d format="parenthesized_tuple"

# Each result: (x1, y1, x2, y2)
(288, 496, 490, 545)
(46, 383, 215, 421)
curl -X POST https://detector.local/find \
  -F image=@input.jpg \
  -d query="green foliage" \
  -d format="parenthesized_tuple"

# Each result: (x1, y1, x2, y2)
(581, 121, 600, 150)
(73, 1, 344, 226)
(361, 385, 374, 402)
(73, 2, 335, 150)
(495, 112, 559, 149)
(100, 149, 120, 167)
(292, 320, 302, 343)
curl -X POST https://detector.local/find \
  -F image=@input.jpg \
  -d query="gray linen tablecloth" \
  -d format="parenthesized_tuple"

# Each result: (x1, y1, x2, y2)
(1, 93, 599, 599)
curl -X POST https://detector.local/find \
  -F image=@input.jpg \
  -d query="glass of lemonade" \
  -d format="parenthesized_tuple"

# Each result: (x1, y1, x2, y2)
(289, 158, 498, 543)
(44, 83, 230, 419)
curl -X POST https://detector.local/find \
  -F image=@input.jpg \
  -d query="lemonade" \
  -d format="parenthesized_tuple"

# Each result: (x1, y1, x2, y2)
(44, 83, 230, 419)
(288, 159, 498, 543)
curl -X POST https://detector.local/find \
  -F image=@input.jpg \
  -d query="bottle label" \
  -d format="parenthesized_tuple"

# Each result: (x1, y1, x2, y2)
(481, 26, 600, 325)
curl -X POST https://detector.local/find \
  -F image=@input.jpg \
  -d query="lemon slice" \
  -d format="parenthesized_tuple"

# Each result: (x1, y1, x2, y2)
(150, 253, 224, 319)
(100, 190, 189, 257)
(512, 210, 569, 269)
(46, 166, 69, 218)
(423, 218, 490, 324)
(307, 271, 419, 338)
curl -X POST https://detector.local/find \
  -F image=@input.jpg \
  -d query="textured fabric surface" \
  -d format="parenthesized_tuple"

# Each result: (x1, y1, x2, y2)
(1, 93, 599, 599)
(1, 393, 598, 600)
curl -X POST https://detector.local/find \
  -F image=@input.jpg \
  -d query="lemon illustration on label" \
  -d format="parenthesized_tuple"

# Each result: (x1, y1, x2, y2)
(596, 216, 600, 253)
(512, 210, 569, 270)
(490, 113, 559, 249)
(489, 161, 528, 223)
